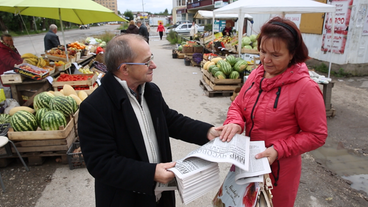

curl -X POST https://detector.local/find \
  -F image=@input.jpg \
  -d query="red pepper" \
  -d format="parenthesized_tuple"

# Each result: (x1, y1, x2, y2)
(96, 47, 104, 54)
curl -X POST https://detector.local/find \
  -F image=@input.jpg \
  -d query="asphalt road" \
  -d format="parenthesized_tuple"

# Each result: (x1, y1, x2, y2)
(14, 24, 121, 55)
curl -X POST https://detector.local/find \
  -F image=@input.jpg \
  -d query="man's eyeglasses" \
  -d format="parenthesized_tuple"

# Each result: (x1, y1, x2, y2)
(117, 54, 154, 70)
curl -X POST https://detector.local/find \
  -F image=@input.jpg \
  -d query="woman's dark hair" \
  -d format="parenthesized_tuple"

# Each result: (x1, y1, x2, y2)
(257, 16, 309, 67)
(1, 33, 12, 41)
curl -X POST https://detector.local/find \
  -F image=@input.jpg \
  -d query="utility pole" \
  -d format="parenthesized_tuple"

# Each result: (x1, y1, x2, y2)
(142, 0, 145, 23)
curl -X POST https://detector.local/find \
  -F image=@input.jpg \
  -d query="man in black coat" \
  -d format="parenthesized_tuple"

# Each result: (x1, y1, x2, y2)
(78, 34, 220, 207)
(44, 24, 60, 51)
(137, 20, 149, 44)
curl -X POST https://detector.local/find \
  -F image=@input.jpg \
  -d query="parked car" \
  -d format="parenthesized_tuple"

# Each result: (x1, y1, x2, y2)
(79, 24, 90, 29)
(168, 23, 204, 34)
(167, 20, 191, 29)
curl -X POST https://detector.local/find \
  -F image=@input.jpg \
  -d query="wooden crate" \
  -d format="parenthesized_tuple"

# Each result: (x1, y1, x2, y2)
(177, 52, 185, 59)
(52, 73, 97, 88)
(1, 73, 25, 84)
(11, 128, 76, 153)
(199, 79, 233, 97)
(8, 117, 75, 141)
(201, 69, 242, 85)
(47, 54, 76, 63)
(203, 75, 241, 91)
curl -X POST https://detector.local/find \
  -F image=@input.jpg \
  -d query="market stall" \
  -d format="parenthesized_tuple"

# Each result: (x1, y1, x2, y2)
(0, 37, 108, 167)
(212, 0, 336, 117)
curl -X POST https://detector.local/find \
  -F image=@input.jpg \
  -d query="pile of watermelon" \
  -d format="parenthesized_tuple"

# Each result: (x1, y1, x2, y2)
(9, 91, 78, 132)
(203, 55, 249, 80)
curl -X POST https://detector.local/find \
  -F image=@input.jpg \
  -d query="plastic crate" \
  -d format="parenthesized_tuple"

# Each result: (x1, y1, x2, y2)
(0, 123, 10, 136)
(67, 142, 85, 170)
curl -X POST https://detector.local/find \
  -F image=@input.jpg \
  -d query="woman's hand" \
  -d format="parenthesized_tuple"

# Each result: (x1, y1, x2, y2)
(255, 146, 278, 165)
(218, 123, 242, 142)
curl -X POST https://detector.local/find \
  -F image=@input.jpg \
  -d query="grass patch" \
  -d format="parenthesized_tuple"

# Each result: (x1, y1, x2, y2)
(94, 31, 115, 43)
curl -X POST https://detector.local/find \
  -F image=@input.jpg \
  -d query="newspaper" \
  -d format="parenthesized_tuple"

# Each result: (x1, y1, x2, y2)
(164, 134, 271, 205)
(235, 141, 272, 185)
(183, 134, 250, 171)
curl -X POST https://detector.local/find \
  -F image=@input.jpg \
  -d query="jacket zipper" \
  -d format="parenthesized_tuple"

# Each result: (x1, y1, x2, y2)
(249, 78, 264, 138)
(274, 87, 282, 109)
(243, 82, 255, 97)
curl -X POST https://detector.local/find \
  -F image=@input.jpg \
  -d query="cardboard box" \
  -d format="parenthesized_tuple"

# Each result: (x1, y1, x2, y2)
(1, 73, 25, 84)
(14, 63, 49, 81)
(240, 53, 261, 65)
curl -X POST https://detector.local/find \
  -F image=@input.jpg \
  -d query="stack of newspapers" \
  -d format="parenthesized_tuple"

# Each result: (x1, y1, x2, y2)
(161, 134, 271, 205)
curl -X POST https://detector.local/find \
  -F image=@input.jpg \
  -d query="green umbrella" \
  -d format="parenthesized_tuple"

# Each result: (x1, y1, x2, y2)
(0, 0, 127, 63)
(0, 0, 127, 25)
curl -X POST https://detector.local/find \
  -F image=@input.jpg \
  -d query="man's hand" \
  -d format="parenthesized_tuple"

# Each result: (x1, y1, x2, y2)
(255, 146, 278, 165)
(154, 162, 176, 184)
(207, 127, 222, 141)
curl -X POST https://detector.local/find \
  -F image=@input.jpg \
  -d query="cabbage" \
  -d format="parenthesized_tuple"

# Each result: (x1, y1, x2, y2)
(178, 45, 183, 51)
(252, 40, 258, 47)
(242, 37, 251, 47)
(243, 45, 253, 50)
(100, 41, 106, 48)
(249, 34, 257, 42)
(253, 46, 258, 50)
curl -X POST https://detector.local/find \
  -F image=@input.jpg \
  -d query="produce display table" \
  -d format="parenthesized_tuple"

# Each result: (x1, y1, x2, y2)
(9, 77, 53, 106)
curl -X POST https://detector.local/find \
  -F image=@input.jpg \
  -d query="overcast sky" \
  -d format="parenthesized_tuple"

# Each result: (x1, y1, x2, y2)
(117, 0, 173, 14)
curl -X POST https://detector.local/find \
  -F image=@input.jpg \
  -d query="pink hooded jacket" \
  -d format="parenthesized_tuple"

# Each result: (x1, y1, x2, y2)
(224, 63, 327, 206)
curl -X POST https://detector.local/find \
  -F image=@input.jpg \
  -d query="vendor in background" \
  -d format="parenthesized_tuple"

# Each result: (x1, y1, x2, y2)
(0, 34, 23, 98)
(44, 24, 60, 51)
(125, 20, 139, 34)
(222, 22, 234, 37)
(189, 21, 197, 40)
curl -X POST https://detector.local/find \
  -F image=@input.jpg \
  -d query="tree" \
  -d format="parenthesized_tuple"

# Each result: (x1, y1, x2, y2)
(163, 9, 169, 15)
(124, 10, 134, 21)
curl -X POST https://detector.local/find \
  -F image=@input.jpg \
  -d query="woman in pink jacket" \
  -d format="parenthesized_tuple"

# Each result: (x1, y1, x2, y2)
(218, 17, 327, 207)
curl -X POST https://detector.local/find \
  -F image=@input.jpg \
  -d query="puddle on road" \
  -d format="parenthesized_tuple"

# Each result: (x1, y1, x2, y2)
(310, 144, 368, 195)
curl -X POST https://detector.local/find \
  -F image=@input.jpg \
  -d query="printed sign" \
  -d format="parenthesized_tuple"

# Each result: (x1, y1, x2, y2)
(321, 0, 353, 54)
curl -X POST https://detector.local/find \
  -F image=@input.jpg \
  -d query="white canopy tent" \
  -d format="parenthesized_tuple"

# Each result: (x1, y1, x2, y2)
(213, 0, 336, 77)
(194, 10, 253, 20)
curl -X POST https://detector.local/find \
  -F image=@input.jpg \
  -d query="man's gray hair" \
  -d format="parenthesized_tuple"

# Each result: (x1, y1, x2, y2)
(49, 24, 57, 31)
(105, 34, 146, 73)
(136, 20, 142, 24)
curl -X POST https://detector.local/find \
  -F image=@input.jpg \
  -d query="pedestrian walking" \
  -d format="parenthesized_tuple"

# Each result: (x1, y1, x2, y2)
(157, 22, 165, 40)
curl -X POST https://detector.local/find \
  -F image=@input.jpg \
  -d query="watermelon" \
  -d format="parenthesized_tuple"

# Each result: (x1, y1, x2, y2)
(49, 96, 75, 117)
(0, 114, 11, 124)
(65, 96, 78, 114)
(234, 60, 248, 73)
(211, 67, 221, 76)
(35, 108, 51, 125)
(208, 65, 217, 73)
(40, 110, 67, 131)
(215, 71, 226, 79)
(229, 71, 240, 79)
(226, 55, 237, 66)
(10, 111, 38, 132)
(33, 92, 54, 111)
(217, 60, 232, 76)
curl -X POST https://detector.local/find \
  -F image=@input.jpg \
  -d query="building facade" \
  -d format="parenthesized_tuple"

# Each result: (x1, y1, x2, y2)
(172, 0, 233, 24)
(94, 0, 118, 14)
